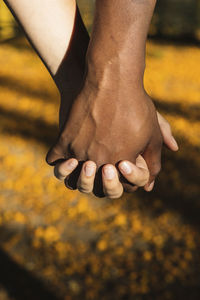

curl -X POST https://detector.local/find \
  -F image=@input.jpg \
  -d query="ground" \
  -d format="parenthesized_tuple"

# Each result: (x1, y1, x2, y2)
(0, 35, 200, 300)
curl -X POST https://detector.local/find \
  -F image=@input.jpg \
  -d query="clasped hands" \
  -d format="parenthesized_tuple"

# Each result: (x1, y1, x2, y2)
(46, 53, 178, 199)
(3, 0, 178, 198)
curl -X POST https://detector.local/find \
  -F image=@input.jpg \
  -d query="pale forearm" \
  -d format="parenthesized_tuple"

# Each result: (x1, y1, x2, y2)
(4, 0, 76, 76)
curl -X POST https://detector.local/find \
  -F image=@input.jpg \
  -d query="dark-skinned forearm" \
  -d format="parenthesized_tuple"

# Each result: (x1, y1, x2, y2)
(87, 0, 156, 86)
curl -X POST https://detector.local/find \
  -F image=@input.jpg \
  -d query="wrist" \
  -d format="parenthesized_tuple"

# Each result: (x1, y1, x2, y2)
(84, 0, 155, 92)
(86, 48, 146, 93)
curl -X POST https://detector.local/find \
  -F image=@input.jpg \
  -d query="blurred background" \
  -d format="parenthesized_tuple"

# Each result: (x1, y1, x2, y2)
(0, 0, 200, 299)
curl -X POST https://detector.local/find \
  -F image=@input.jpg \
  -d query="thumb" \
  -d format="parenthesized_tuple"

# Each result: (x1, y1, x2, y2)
(157, 112, 179, 152)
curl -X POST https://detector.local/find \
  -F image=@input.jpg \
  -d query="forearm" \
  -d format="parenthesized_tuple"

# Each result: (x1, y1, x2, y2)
(3, 0, 76, 76)
(87, 0, 156, 86)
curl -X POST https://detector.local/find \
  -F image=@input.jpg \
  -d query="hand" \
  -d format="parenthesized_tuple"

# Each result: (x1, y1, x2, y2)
(45, 6, 178, 197)
(52, 112, 178, 199)
(46, 68, 164, 195)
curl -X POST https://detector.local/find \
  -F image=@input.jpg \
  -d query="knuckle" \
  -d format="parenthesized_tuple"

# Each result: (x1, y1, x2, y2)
(105, 185, 123, 199)
(53, 164, 66, 180)
(77, 182, 92, 194)
(107, 192, 123, 199)
(104, 183, 119, 195)
(132, 169, 149, 187)
(59, 132, 68, 145)
(78, 187, 91, 194)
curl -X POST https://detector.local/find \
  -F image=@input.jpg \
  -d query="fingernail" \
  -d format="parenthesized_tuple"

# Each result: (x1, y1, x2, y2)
(84, 163, 95, 177)
(67, 159, 78, 170)
(104, 165, 116, 180)
(172, 136, 179, 149)
(120, 161, 132, 175)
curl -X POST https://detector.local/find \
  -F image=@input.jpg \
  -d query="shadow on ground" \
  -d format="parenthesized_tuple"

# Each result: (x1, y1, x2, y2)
(0, 35, 200, 299)
(0, 247, 61, 300)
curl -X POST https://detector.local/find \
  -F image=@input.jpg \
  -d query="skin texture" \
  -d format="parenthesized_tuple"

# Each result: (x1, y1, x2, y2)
(4, 0, 76, 76)
(52, 8, 178, 198)
(46, 0, 164, 195)
(47, 4, 178, 197)
(4, 0, 178, 198)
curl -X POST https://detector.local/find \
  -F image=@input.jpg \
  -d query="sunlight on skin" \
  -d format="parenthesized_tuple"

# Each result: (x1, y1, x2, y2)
(54, 112, 178, 199)
(0, 4, 198, 290)
(4, 0, 76, 75)
(45, 0, 177, 195)
(4, 0, 178, 198)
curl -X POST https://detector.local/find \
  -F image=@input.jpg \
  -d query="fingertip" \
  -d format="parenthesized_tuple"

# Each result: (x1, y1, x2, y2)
(64, 158, 79, 170)
(170, 136, 179, 151)
(54, 158, 78, 180)
(118, 161, 133, 175)
(77, 161, 96, 194)
(102, 164, 117, 180)
(144, 181, 155, 192)
(119, 160, 149, 187)
(84, 161, 97, 177)
(102, 164, 123, 199)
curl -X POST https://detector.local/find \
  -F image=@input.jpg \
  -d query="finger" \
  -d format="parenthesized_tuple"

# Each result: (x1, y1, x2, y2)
(102, 165, 123, 199)
(46, 134, 69, 165)
(118, 156, 145, 193)
(54, 158, 78, 180)
(144, 180, 155, 192)
(144, 152, 161, 187)
(157, 112, 179, 151)
(143, 138, 162, 189)
(77, 161, 96, 194)
(64, 161, 84, 190)
(118, 156, 149, 187)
